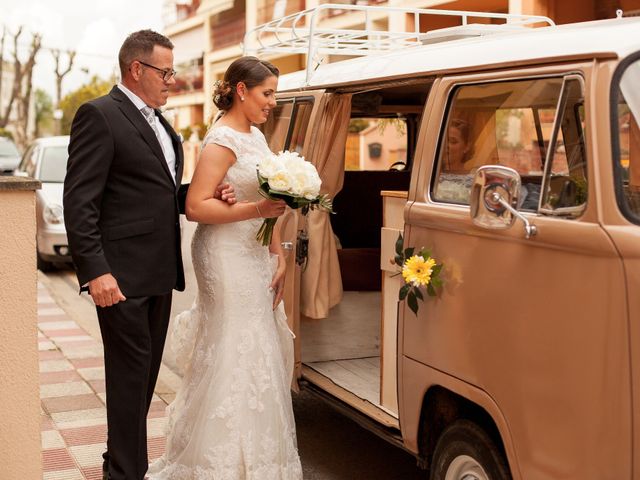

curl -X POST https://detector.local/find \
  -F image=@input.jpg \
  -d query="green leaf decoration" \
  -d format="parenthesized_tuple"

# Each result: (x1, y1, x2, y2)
(419, 248, 431, 259)
(427, 283, 436, 297)
(404, 247, 415, 258)
(395, 254, 404, 267)
(395, 233, 404, 256)
(407, 292, 419, 315)
(431, 277, 443, 288)
(399, 283, 411, 301)
(414, 287, 424, 300)
(432, 263, 443, 276)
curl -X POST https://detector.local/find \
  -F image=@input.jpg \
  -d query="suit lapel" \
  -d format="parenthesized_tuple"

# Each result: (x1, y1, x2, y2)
(109, 87, 175, 185)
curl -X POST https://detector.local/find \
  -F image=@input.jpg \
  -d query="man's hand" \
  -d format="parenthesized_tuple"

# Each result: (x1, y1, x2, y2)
(88, 273, 126, 308)
(214, 183, 236, 204)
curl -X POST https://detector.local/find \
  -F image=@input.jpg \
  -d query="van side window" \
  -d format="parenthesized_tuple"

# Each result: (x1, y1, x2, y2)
(613, 55, 640, 224)
(433, 76, 587, 214)
(261, 100, 294, 153)
(539, 77, 587, 214)
(260, 98, 314, 154)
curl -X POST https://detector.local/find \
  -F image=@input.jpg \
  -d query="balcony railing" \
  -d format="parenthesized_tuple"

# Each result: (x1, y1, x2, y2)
(170, 59, 204, 95)
(320, 0, 387, 18)
(212, 16, 247, 50)
(258, 0, 306, 25)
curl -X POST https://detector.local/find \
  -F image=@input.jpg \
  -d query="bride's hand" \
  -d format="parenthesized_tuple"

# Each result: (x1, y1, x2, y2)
(257, 198, 286, 218)
(269, 258, 286, 309)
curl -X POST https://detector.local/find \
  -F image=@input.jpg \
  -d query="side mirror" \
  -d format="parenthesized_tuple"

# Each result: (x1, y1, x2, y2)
(470, 165, 537, 239)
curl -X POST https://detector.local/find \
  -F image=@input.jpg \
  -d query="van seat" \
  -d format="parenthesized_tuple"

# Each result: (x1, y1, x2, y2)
(331, 170, 410, 290)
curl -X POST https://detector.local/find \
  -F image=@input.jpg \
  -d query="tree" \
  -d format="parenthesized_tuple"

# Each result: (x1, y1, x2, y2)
(0, 27, 42, 149)
(34, 88, 53, 137)
(0, 27, 6, 109)
(58, 76, 111, 134)
(52, 49, 76, 134)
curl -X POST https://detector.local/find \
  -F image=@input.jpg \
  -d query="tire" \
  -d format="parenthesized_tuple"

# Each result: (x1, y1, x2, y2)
(37, 251, 53, 272)
(430, 420, 511, 480)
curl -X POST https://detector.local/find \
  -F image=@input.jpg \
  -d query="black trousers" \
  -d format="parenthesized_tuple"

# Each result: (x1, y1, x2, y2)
(97, 292, 172, 480)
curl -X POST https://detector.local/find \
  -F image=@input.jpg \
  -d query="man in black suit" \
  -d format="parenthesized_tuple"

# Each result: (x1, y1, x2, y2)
(63, 30, 232, 480)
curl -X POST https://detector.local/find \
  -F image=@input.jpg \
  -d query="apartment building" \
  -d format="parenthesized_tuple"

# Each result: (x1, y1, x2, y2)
(162, 0, 640, 172)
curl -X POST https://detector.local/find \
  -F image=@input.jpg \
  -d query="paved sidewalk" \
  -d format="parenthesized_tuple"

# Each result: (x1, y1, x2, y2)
(37, 280, 172, 480)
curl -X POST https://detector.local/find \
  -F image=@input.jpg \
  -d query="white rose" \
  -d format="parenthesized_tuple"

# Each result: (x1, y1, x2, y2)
(268, 171, 294, 192)
(258, 154, 285, 179)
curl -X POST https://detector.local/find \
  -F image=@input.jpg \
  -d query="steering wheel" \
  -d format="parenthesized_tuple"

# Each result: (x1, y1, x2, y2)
(389, 161, 406, 171)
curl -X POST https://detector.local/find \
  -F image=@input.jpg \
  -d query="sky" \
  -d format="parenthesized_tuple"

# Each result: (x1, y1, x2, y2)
(2, 0, 170, 102)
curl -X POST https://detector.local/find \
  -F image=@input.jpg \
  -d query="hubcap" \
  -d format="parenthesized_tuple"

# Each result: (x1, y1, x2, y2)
(445, 455, 489, 480)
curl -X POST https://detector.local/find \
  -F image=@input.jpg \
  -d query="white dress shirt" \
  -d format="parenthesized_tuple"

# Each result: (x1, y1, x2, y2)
(117, 83, 177, 184)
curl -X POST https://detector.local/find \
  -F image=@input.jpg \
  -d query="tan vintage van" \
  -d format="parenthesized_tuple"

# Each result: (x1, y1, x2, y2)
(245, 5, 640, 479)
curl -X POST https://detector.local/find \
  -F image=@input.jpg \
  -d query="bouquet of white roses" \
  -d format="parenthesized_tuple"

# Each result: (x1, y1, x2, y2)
(256, 150, 333, 246)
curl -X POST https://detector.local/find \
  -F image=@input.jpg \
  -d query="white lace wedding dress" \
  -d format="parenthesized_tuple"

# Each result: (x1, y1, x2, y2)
(148, 125, 303, 480)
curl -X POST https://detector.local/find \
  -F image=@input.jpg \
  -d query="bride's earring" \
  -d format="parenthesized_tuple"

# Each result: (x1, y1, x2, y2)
(241, 96, 245, 101)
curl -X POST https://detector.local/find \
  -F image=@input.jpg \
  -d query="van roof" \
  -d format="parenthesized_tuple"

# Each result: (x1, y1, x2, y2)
(277, 17, 640, 91)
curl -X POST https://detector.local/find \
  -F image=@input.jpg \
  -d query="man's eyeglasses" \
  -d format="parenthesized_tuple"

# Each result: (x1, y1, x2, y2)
(136, 60, 176, 82)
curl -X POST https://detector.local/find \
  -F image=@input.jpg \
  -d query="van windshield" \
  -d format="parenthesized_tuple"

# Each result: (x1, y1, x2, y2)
(614, 55, 640, 224)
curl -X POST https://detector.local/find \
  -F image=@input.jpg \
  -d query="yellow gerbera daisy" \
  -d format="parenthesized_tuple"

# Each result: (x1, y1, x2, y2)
(402, 255, 436, 287)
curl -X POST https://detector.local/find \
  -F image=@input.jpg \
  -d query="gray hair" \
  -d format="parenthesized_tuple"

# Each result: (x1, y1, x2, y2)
(118, 29, 173, 77)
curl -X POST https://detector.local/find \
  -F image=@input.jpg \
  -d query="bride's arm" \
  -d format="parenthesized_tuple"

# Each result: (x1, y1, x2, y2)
(185, 143, 285, 224)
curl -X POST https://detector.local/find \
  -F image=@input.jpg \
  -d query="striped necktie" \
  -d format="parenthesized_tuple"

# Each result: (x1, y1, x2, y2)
(141, 106, 165, 154)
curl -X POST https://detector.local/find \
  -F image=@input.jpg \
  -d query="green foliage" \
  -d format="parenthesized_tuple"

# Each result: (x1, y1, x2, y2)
(194, 121, 209, 140)
(180, 126, 193, 141)
(59, 76, 112, 135)
(377, 117, 406, 136)
(34, 89, 54, 136)
(348, 118, 370, 133)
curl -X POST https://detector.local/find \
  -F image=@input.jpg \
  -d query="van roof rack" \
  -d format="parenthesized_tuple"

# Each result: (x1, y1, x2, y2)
(243, 4, 555, 84)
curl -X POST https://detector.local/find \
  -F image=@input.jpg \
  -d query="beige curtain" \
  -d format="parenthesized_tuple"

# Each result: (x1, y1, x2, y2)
(300, 93, 353, 319)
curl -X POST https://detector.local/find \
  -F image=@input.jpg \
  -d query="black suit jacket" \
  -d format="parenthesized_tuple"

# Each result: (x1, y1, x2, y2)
(64, 86, 185, 296)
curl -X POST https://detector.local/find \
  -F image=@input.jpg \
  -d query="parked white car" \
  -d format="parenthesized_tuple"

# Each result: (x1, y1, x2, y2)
(0, 137, 21, 174)
(15, 136, 71, 271)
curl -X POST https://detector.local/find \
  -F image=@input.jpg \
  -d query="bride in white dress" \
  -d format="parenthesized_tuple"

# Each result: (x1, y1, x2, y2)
(148, 57, 303, 479)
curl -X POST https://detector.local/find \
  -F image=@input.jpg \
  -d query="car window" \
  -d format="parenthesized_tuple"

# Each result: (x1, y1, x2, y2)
(613, 54, 640, 224)
(260, 98, 314, 155)
(262, 100, 294, 153)
(345, 117, 409, 171)
(432, 76, 587, 214)
(539, 77, 587, 214)
(24, 146, 38, 177)
(0, 139, 19, 157)
(39, 146, 68, 183)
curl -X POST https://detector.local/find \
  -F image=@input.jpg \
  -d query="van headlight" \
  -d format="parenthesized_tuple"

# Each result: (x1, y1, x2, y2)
(43, 204, 64, 225)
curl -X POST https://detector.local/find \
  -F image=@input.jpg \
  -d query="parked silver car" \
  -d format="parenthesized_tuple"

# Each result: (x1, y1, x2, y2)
(0, 137, 21, 174)
(15, 136, 71, 271)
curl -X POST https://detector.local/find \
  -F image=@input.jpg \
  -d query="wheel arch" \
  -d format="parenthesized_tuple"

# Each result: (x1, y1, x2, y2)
(417, 386, 508, 473)
(400, 358, 521, 479)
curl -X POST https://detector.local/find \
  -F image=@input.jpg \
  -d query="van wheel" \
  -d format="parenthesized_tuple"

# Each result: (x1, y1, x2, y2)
(430, 420, 510, 480)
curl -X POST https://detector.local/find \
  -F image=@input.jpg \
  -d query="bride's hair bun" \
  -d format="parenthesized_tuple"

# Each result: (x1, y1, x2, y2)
(213, 80, 233, 111)
(212, 57, 280, 112)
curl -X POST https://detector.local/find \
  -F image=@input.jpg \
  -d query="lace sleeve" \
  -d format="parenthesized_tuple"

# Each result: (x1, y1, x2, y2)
(202, 126, 238, 158)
